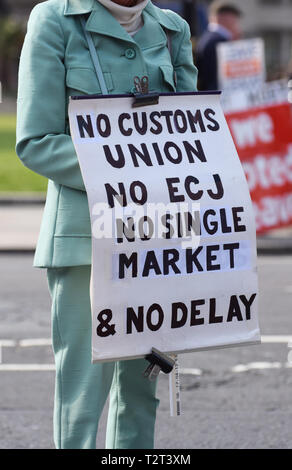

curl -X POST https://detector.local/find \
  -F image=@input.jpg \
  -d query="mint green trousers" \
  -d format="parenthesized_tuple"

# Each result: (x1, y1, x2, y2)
(47, 266, 159, 449)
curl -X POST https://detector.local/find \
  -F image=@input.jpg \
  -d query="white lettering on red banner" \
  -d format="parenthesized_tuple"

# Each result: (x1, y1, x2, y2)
(226, 103, 292, 232)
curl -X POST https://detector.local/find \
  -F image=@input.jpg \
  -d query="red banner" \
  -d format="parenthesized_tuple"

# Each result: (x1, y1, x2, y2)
(226, 103, 292, 233)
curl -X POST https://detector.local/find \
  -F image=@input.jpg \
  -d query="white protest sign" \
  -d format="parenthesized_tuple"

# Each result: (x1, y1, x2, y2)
(69, 92, 261, 362)
(221, 79, 289, 113)
(217, 38, 265, 93)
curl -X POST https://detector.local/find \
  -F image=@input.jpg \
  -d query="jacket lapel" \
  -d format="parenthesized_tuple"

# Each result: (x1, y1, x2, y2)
(64, 0, 181, 46)
(133, 7, 170, 49)
(86, 1, 135, 43)
(144, 1, 181, 33)
(64, 0, 95, 16)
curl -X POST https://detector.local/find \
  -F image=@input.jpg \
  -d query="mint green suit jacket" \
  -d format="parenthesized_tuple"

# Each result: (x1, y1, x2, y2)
(16, 0, 198, 267)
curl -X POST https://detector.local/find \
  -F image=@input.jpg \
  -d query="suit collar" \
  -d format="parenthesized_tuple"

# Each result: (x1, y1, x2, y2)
(86, 1, 136, 43)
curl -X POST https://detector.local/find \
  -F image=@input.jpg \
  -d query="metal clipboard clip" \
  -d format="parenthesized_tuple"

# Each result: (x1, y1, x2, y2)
(132, 75, 159, 108)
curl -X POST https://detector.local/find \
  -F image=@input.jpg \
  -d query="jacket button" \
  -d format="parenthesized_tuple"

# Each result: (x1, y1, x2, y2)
(125, 48, 136, 59)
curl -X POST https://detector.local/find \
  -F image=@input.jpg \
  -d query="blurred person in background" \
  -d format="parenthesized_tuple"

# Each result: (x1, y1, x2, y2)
(195, 0, 242, 90)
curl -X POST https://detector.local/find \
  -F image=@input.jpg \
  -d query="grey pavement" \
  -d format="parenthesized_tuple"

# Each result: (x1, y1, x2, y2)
(0, 198, 292, 449)
(0, 199, 292, 253)
(0, 203, 43, 251)
(0, 253, 291, 449)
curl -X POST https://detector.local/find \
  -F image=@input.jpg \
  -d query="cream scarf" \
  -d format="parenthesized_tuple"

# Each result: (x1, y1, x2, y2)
(97, 0, 149, 35)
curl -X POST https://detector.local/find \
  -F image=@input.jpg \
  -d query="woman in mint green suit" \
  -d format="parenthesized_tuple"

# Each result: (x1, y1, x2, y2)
(16, 0, 198, 449)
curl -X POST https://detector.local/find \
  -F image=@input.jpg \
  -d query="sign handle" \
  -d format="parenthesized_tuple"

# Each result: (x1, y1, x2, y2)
(143, 347, 175, 380)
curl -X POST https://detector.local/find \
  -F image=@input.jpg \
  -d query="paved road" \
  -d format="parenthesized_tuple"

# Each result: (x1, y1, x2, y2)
(0, 253, 291, 449)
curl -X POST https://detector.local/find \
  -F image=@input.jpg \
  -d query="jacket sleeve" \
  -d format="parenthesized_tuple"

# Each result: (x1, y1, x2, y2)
(16, 4, 85, 192)
(171, 18, 198, 92)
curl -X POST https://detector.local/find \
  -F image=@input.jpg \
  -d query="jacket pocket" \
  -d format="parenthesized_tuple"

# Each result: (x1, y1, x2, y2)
(66, 67, 114, 95)
(160, 65, 176, 92)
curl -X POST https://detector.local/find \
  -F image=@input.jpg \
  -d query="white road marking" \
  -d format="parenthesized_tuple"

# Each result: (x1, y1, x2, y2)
(231, 362, 292, 373)
(0, 336, 291, 373)
(179, 368, 202, 376)
(0, 338, 51, 347)
(0, 340, 17, 347)
(0, 364, 55, 371)
(18, 338, 52, 347)
(231, 362, 282, 373)
(1, 335, 292, 348)
(179, 361, 292, 376)
(0, 362, 291, 373)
